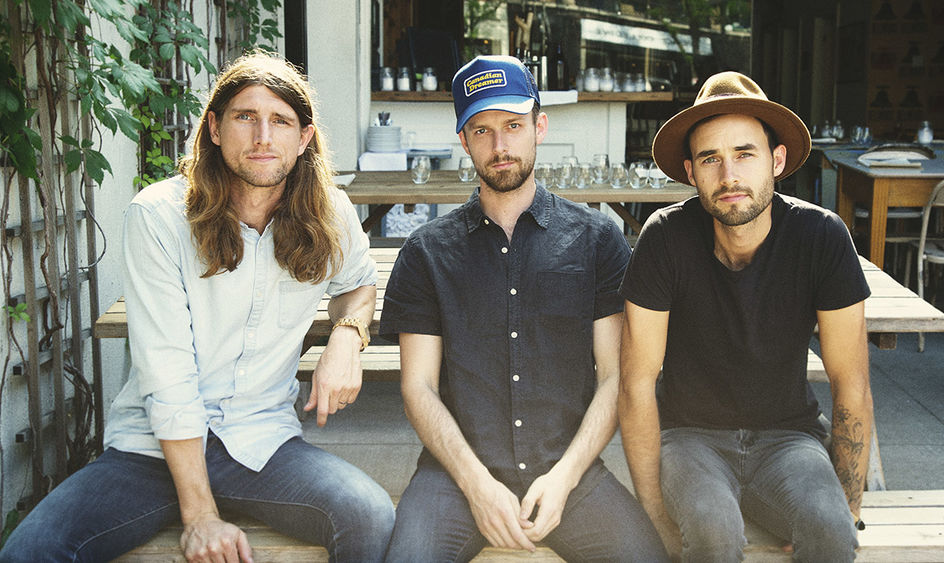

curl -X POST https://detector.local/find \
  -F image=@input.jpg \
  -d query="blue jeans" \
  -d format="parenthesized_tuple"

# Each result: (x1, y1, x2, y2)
(660, 427, 858, 562)
(385, 461, 668, 562)
(0, 434, 394, 562)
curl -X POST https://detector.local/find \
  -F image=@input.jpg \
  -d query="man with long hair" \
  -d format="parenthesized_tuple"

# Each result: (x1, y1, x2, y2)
(380, 55, 667, 562)
(1, 52, 394, 562)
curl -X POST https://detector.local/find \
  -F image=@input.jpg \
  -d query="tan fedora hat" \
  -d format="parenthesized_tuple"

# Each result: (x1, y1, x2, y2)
(652, 71, 811, 186)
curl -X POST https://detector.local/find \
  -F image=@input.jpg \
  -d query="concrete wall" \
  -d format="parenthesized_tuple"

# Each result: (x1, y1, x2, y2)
(305, 0, 373, 170)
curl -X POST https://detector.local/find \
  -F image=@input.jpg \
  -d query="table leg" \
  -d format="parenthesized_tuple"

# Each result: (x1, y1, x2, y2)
(605, 202, 645, 234)
(837, 167, 855, 230)
(361, 204, 393, 233)
(869, 180, 891, 270)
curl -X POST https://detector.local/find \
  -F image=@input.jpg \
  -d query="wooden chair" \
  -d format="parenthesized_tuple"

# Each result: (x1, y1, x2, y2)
(914, 180, 944, 351)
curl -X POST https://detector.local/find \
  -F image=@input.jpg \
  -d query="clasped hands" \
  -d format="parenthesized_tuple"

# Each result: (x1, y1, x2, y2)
(467, 467, 575, 551)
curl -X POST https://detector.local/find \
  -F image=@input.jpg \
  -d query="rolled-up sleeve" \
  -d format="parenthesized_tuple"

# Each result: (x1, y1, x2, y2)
(325, 188, 377, 296)
(122, 203, 207, 440)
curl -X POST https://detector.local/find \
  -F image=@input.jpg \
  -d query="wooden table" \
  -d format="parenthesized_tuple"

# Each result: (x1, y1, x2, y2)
(833, 149, 944, 269)
(338, 170, 696, 234)
(95, 250, 944, 351)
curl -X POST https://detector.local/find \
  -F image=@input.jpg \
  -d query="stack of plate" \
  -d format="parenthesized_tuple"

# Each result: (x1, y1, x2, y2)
(367, 125, 401, 152)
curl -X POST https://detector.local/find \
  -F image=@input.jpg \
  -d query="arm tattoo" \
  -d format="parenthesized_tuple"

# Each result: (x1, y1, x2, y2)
(830, 405, 867, 511)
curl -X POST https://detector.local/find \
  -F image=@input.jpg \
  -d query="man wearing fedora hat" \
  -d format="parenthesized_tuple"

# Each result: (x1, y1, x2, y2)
(380, 55, 668, 561)
(618, 71, 872, 561)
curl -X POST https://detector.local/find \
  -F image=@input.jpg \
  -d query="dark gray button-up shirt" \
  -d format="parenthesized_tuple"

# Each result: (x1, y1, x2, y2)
(380, 186, 630, 490)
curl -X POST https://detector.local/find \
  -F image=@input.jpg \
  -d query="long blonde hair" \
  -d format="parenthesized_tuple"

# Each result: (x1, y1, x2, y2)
(179, 51, 344, 282)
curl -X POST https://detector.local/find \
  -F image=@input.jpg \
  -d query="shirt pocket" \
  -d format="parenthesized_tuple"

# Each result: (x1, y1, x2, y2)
(537, 271, 589, 318)
(278, 280, 321, 329)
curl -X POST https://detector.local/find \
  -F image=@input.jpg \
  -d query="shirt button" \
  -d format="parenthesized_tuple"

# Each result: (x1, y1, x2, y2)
(511, 331, 518, 339)
(484, 219, 490, 225)
(510, 288, 517, 295)
(512, 374, 520, 382)
(238, 369, 245, 376)
(501, 247, 508, 254)
(515, 419, 522, 427)
(518, 462, 527, 470)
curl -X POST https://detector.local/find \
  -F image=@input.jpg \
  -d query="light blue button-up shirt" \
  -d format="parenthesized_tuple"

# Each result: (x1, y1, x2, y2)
(104, 176, 376, 471)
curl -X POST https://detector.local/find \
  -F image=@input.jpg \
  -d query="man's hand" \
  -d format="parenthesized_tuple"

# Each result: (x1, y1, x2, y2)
(518, 468, 577, 542)
(466, 475, 536, 551)
(304, 325, 363, 426)
(179, 514, 253, 563)
(645, 505, 682, 561)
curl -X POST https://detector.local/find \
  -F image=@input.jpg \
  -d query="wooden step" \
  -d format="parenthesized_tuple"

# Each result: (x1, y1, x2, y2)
(112, 490, 944, 562)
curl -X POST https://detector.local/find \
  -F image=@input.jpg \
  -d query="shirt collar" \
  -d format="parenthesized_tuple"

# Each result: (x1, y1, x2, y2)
(462, 185, 552, 233)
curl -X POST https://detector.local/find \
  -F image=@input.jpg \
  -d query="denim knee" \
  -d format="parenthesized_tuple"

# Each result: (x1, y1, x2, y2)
(672, 497, 747, 562)
(790, 501, 857, 563)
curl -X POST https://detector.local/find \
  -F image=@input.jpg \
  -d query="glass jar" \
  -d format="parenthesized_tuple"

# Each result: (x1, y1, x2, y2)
(917, 120, 934, 145)
(422, 67, 438, 91)
(584, 68, 600, 92)
(397, 67, 411, 91)
(380, 67, 394, 91)
(599, 67, 614, 92)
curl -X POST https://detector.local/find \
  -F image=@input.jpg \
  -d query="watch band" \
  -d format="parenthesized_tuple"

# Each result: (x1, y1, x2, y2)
(332, 317, 370, 351)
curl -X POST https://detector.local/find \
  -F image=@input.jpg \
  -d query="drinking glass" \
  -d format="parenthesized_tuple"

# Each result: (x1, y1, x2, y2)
(609, 162, 628, 188)
(534, 162, 553, 189)
(411, 155, 431, 184)
(555, 162, 574, 189)
(458, 156, 476, 182)
(861, 126, 872, 145)
(851, 126, 864, 145)
(648, 162, 668, 188)
(575, 163, 593, 189)
(591, 154, 609, 183)
(628, 162, 647, 189)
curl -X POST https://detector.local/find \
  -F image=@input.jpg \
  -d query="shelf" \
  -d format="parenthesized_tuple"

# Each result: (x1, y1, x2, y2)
(371, 91, 675, 103)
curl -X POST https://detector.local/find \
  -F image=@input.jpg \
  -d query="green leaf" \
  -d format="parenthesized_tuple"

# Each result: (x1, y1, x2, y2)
(60, 135, 80, 147)
(93, 105, 117, 133)
(84, 148, 112, 184)
(88, 0, 123, 19)
(178, 44, 201, 72)
(115, 109, 140, 141)
(28, 0, 52, 26)
(55, 0, 90, 33)
(0, 88, 19, 113)
(159, 43, 176, 61)
(23, 127, 42, 150)
(64, 149, 82, 173)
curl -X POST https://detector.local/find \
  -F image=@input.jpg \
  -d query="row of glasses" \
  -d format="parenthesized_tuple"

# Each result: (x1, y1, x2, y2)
(416, 155, 478, 185)
(534, 156, 669, 189)
(610, 161, 668, 189)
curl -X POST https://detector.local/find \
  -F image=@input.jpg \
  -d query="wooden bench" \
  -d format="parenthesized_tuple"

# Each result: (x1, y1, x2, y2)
(117, 350, 939, 562)
(113, 490, 944, 562)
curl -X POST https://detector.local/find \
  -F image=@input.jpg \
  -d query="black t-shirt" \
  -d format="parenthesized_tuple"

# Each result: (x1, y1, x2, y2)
(619, 194, 870, 436)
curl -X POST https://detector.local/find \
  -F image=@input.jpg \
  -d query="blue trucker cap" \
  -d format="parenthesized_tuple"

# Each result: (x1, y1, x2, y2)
(452, 55, 540, 134)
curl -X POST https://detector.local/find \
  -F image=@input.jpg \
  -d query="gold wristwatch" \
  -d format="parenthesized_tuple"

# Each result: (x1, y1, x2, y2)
(332, 317, 370, 351)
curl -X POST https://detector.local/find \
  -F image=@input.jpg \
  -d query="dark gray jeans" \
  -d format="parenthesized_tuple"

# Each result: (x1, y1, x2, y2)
(660, 427, 858, 562)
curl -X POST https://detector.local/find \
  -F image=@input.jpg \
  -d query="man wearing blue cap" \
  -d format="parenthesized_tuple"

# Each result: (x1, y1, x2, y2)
(380, 55, 667, 561)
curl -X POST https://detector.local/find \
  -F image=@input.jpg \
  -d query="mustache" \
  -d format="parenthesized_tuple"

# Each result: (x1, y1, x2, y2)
(486, 155, 521, 167)
(713, 186, 752, 199)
